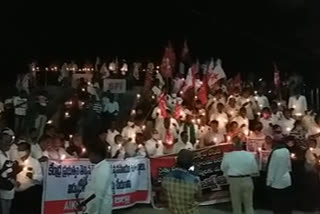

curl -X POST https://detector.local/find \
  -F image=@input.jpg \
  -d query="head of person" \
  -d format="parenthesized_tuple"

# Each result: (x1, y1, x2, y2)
(28, 128, 37, 142)
(135, 133, 144, 145)
(98, 131, 107, 143)
(262, 107, 271, 119)
(215, 89, 223, 99)
(253, 122, 263, 133)
(228, 97, 236, 107)
(232, 136, 243, 151)
(229, 121, 239, 132)
(39, 135, 51, 151)
(233, 87, 240, 96)
(127, 120, 135, 128)
(284, 136, 295, 148)
(109, 94, 114, 102)
(195, 100, 203, 110)
(114, 134, 124, 145)
(44, 125, 56, 137)
(242, 88, 251, 98)
(17, 142, 31, 161)
(239, 107, 247, 118)
(217, 103, 224, 113)
(109, 121, 117, 131)
(309, 139, 317, 149)
(151, 129, 160, 140)
(283, 108, 292, 119)
(293, 120, 304, 131)
(185, 114, 193, 124)
(51, 137, 63, 151)
(270, 102, 278, 114)
(210, 120, 219, 133)
(87, 140, 107, 164)
(176, 149, 194, 170)
(0, 133, 13, 152)
(180, 131, 188, 144)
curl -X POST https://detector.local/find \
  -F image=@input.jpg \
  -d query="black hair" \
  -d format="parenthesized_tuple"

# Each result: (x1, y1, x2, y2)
(177, 149, 194, 169)
(39, 135, 51, 143)
(18, 142, 31, 151)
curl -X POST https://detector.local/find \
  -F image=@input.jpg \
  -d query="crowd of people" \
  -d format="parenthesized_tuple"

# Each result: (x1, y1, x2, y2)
(0, 55, 318, 214)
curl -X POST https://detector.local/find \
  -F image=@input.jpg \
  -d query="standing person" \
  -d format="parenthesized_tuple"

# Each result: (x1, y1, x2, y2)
(79, 141, 112, 214)
(105, 121, 120, 146)
(102, 94, 119, 126)
(34, 90, 48, 140)
(162, 149, 202, 214)
(266, 140, 292, 214)
(221, 137, 258, 214)
(278, 109, 295, 135)
(121, 120, 142, 143)
(173, 131, 194, 154)
(255, 89, 270, 110)
(259, 107, 276, 137)
(202, 120, 225, 147)
(13, 142, 43, 214)
(145, 129, 164, 157)
(288, 93, 307, 117)
(210, 103, 229, 134)
(226, 97, 239, 120)
(13, 90, 28, 135)
(247, 122, 266, 152)
(0, 132, 15, 214)
(232, 107, 250, 135)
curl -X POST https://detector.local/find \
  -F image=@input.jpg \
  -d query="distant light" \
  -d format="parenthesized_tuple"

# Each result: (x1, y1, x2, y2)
(258, 78, 263, 82)
(47, 120, 53, 124)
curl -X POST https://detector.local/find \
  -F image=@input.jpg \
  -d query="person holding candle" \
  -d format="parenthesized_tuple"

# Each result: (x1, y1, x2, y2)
(232, 107, 250, 136)
(121, 120, 142, 143)
(238, 88, 258, 122)
(226, 97, 239, 120)
(173, 131, 194, 154)
(255, 89, 270, 110)
(45, 136, 72, 160)
(288, 92, 307, 117)
(105, 121, 120, 146)
(13, 142, 43, 214)
(278, 109, 295, 135)
(259, 107, 276, 137)
(210, 103, 229, 134)
(202, 120, 225, 147)
(110, 135, 125, 159)
(145, 129, 164, 157)
(247, 122, 266, 152)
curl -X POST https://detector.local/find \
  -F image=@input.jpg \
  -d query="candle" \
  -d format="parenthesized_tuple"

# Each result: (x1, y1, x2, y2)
(138, 144, 143, 149)
(277, 102, 281, 106)
(82, 148, 86, 153)
(254, 90, 258, 95)
(137, 94, 141, 99)
(12, 136, 15, 141)
(81, 88, 85, 92)
(268, 90, 272, 94)
(196, 139, 200, 144)
(246, 98, 250, 103)
(258, 147, 262, 152)
(194, 95, 198, 100)
(227, 136, 231, 142)
(151, 95, 155, 99)
(47, 120, 53, 124)
(131, 110, 136, 115)
(69, 134, 73, 139)
(258, 78, 263, 82)
(290, 153, 296, 159)
(292, 105, 296, 109)
(179, 91, 184, 96)
(257, 112, 261, 116)
(259, 104, 263, 108)
(60, 154, 66, 160)
(156, 66, 160, 69)
(310, 147, 314, 152)
(191, 119, 195, 124)
(108, 146, 111, 151)
(213, 137, 218, 143)
(65, 112, 70, 118)
(197, 119, 201, 124)
(142, 125, 146, 131)
(286, 127, 292, 132)
(80, 101, 85, 106)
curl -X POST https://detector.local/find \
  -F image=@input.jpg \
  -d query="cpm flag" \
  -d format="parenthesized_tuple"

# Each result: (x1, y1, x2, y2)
(207, 59, 226, 89)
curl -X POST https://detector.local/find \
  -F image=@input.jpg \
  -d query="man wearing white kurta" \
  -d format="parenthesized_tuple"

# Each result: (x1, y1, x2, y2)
(288, 94, 307, 116)
(83, 145, 112, 214)
(210, 103, 229, 134)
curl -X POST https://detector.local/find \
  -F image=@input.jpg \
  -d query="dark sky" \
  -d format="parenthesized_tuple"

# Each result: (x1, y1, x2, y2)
(2, 0, 320, 85)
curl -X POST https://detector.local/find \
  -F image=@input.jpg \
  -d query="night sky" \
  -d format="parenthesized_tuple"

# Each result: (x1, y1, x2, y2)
(2, 1, 320, 85)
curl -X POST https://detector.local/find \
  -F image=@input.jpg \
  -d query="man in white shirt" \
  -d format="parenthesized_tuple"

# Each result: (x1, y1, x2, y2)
(232, 107, 250, 135)
(45, 137, 72, 160)
(121, 120, 142, 143)
(259, 107, 276, 137)
(266, 141, 292, 214)
(105, 121, 120, 146)
(288, 94, 307, 117)
(31, 135, 50, 162)
(103, 94, 119, 122)
(210, 103, 229, 134)
(80, 143, 112, 214)
(226, 97, 239, 120)
(238, 89, 258, 121)
(278, 109, 295, 135)
(221, 137, 258, 214)
(255, 90, 270, 110)
(13, 91, 28, 135)
(110, 135, 125, 159)
(202, 120, 225, 147)
(145, 129, 164, 157)
(173, 131, 194, 154)
(0, 132, 16, 214)
(13, 142, 43, 214)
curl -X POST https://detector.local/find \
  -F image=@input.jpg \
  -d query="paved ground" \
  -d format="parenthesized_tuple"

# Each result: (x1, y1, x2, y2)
(114, 203, 317, 214)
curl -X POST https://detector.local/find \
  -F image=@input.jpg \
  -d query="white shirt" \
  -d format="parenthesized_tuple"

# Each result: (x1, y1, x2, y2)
(152, 86, 162, 98)
(225, 105, 238, 119)
(267, 148, 292, 189)
(121, 126, 142, 143)
(288, 95, 307, 116)
(13, 96, 28, 116)
(84, 160, 112, 214)
(278, 117, 295, 135)
(221, 151, 258, 176)
(232, 116, 249, 134)
(16, 156, 43, 192)
(8, 144, 19, 161)
(255, 95, 270, 109)
(247, 132, 266, 152)
(0, 151, 14, 199)
(260, 117, 276, 137)
(105, 129, 120, 145)
(173, 141, 194, 154)
(103, 101, 119, 114)
(31, 144, 43, 160)
(210, 112, 229, 134)
(203, 131, 225, 145)
(145, 138, 164, 157)
(238, 96, 257, 120)
(110, 144, 125, 159)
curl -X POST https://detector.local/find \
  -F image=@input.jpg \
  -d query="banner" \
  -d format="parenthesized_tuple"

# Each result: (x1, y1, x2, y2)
(103, 79, 126, 93)
(150, 144, 232, 208)
(42, 158, 150, 214)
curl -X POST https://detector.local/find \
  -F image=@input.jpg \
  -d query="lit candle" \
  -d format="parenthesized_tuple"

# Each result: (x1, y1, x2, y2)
(82, 148, 86, 153)
(45, 67, 49, 71)
(196, 139, 200, 144)
(227, 136, 231, 142)
(295, 113, 302, 117)
(142, 125, 146, 131)
(65, 112, 70, 118)
(60, 154, 66, 160)
(136, 94, 141, 99)
(254, 96, 258, 101)
(191, 119, 195, 124)
(194, 95, 198, 100)
(213, 137, 218, 143)
(81, 88, 85, 92)
(290, 153, 296, 159)
(310, 147, 314, 152)
(12, 136, 15, 141)
(286, 127, 292, 132)
(259, 104, 263, 108)
(80, 101, 85, 106)
(292, 105, 296, 109)
(277, 102, 281, 106)
(156, 66, 160, 69)
(69, 134, 73, 139)
(151, 95, 155, 99)
(131, 109, 136, 115)
(47, 120, 53, 124)
(246, 98, 250, 103)
(138, 144, 143, 149)
(179, 91, 184, 96)
(258, 78, 263, 82)
(258, 147, 262, 152)
(197, 119, 201, 124)
(257, 112, 261, 116)
(254, 90, 258, 95)
(32, 68, 35, 72)
(108, 146, 111, 151)
(268, 90, 272, 94)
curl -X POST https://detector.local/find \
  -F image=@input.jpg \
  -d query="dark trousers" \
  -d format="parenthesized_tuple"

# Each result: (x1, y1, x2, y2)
(12, 185, 42, 214)
(270, 186, 293, 214)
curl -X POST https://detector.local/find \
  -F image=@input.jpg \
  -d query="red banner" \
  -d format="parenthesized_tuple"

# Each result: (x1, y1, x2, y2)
(150, 144, 233, 208)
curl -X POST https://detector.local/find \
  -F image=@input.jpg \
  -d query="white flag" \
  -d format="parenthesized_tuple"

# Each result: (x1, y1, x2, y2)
(207, 59, 226, 88)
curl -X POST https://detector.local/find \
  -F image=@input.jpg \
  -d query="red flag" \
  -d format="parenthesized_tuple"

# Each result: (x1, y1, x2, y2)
(158, 93, 167, 118)
(160, 43, 176, 78)
(181, 40, 190, 62)
(197, 74, 208, 105)
(182, 64, 197, 93)
(273, 63, 281, 87)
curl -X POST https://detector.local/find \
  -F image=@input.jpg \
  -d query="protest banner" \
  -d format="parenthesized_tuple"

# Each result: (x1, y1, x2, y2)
(42, 158, 150, 214)
(103, 79, 127, 93)
(150, 144, 233, 208)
